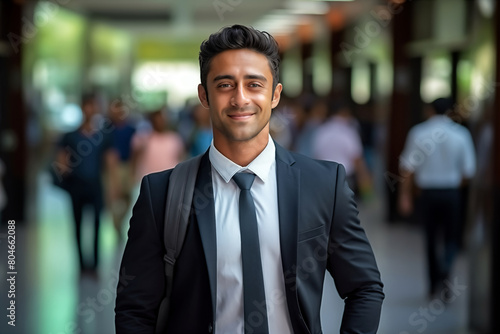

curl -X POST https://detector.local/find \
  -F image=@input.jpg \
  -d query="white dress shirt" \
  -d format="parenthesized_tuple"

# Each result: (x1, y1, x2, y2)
(209, 136, 293, 334)
(399, 115, 476, 188)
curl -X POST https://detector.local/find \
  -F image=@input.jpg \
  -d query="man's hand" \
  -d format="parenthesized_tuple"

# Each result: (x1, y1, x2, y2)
(398, 191, 413, 216)
(106, 149, 122, 201)
(398, 169, 414, 216)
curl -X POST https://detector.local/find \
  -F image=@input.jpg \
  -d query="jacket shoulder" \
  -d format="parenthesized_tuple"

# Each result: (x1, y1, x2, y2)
(144, 168, 173, 182)
(143, 169, 173, 193)
(288, 150, 342, 174)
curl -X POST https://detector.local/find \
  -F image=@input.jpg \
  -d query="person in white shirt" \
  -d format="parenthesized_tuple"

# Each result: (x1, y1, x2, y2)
(399, 97, 476, 297)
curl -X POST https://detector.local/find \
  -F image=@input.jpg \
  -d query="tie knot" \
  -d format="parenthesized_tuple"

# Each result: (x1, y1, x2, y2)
(232, 172, 255, 190)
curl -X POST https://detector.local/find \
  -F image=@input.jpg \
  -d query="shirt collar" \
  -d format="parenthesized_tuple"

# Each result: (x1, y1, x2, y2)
(209, 135, 275, 184)
(429, 114, 452, 123)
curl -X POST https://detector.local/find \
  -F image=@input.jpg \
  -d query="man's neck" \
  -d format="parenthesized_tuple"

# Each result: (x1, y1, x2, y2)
(214, 135, 269, 167)
(79, 120, 95, 134)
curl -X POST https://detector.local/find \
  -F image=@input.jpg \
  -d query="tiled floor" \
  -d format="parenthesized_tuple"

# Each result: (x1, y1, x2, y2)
(0, 171, 472, 334)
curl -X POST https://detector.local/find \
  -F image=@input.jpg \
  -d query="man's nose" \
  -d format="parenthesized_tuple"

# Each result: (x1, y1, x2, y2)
(230, 85, 250, 107)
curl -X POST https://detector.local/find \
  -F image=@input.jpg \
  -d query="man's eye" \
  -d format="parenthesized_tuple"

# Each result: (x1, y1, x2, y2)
(218, 83, 232, 88)
(249, 83, 262, 88)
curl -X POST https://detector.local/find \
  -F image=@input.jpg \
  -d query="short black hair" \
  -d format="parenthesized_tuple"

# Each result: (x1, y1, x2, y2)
(81, 93, 96, 107)
(325, 98, 350, 118)
(431, 97, 453, 115)
(199, 24, 280, 93)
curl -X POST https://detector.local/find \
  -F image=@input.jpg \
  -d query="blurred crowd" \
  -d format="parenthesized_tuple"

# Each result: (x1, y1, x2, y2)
(48, 90, 476, 302)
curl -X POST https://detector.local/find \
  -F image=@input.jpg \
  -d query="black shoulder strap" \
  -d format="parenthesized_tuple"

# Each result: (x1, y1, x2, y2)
(155, 154, 203, 334)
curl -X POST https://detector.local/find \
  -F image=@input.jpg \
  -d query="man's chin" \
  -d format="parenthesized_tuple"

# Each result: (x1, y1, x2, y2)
(215, 122, 270, 143)
(228, 133, 260, 143)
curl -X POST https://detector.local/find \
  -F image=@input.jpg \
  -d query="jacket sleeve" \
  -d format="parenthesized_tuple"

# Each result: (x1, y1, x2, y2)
(115, 175, 166, 333)
(326, 164, 384, 334)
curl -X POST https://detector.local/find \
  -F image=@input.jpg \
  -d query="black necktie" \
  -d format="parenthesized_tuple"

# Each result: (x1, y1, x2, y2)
(232, 172, 269, 334)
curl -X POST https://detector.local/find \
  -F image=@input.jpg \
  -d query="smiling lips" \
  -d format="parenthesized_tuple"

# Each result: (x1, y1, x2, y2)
(228, 113, 255, 121)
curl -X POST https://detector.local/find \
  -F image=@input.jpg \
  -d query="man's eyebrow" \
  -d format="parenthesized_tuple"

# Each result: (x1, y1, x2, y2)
(212, 74, 268, 82)
(213, 75, 235, 82)
(245, 74, 267, 82)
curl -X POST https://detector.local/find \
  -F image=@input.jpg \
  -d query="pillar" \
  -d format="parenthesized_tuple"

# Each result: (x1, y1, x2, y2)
(0, 0, 27, 222)
(385, 1, 413, 222)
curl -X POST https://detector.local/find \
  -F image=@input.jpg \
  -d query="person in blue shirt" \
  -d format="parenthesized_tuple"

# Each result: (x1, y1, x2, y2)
(189, 103, 213, 157)
(56, 94, 119, 275)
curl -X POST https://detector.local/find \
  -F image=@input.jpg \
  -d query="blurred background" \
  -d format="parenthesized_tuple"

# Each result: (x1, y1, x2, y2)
(0, 0, 499, 333)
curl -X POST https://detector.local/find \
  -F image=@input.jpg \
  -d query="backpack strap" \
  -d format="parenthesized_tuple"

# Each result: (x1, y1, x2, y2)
(155, 154, 203, 334)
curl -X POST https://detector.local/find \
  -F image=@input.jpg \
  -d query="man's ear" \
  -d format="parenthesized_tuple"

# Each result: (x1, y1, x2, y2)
(198, 84, 209, 108)
(271, 83, 282, 109)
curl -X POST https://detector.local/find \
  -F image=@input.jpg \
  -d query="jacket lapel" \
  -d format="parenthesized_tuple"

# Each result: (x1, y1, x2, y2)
(193, 151, 218, 317)
(275, 144, 310, 333)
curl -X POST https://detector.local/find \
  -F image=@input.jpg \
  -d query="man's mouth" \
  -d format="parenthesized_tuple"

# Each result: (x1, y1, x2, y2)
(228, 113, 255, 121)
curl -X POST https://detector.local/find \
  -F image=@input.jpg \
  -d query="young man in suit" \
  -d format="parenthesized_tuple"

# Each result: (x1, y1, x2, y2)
(115, 25, 384, 334)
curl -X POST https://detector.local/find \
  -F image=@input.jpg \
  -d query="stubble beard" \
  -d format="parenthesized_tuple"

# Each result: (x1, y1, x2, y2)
(217, 105, 270, 143)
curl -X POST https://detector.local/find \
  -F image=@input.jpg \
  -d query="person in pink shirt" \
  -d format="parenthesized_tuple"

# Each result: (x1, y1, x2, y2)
(312, 100, 372, 197)
(131, 109, 185, 185)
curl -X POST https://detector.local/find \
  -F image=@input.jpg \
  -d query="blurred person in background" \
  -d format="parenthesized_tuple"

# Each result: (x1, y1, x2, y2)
(312, 99, 372, 198)
(55, 93, 119, 275)
(176, 98, 198, 147)
(398, 97, 476, 297)
(293, 97, 327, 157)
(188, 103, 213, 157)
(131, 109, 185, 185)
(108, 99, 136, 241)
(268, 95, 293, 149)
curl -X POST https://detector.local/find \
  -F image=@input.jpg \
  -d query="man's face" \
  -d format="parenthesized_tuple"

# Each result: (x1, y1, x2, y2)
(82, 99, 98, 120)
(109, 102, 126, 123)
(198, 49, 282, 147)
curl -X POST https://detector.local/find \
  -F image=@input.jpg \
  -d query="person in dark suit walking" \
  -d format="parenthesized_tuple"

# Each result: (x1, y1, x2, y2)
(115, 25, 384, 334)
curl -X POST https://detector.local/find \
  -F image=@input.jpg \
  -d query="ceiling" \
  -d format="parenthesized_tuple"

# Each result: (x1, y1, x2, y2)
(59, 0, 288, 41)
(56, 0, 381, 43)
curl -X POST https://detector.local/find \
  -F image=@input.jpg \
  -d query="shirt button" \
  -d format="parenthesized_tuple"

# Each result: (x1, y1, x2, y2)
(208, 323, 213, 333)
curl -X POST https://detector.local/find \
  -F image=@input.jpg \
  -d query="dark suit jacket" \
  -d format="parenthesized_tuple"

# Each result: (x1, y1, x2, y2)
(115, 144, 384, 334)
